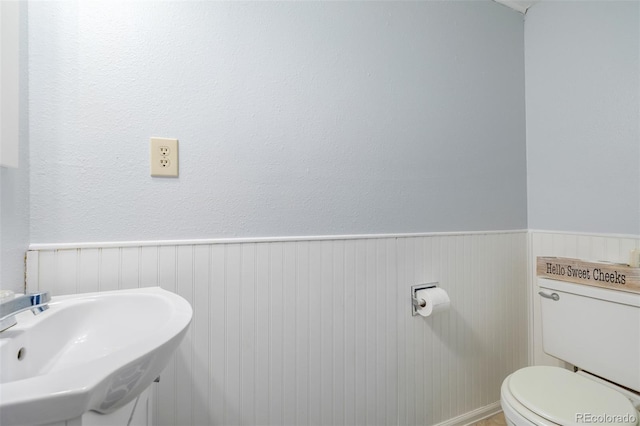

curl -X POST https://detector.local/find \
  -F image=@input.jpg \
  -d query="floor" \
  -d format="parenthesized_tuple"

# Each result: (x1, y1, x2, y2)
(472, 412, 507, 426)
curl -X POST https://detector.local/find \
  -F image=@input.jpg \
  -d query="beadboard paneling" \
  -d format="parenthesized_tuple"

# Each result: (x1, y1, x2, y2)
(529, 231, 640, 367)
(28, 232, 527, 426)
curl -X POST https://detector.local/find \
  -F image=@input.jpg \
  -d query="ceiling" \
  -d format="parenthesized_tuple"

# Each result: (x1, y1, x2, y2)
(493, 0, 540, 14)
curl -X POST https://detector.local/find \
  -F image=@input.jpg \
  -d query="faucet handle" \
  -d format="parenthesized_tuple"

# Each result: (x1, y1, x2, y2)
(0, 291, 51, 332)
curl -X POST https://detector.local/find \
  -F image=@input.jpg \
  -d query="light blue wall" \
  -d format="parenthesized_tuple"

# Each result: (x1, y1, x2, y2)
(0, 2, 29, 293)
(525, 1, 640, 235)
(28, 1, 527, 244)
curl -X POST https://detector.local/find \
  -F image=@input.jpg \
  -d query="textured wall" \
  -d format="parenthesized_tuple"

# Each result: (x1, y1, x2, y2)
(29, 231, 528, 426)
(28, 1, 527, 244)
(0, 2, 29, 293)
(525, 1, 640, 235)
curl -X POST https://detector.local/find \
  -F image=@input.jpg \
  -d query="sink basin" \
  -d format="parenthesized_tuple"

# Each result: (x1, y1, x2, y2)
(0, 287, 192, 426)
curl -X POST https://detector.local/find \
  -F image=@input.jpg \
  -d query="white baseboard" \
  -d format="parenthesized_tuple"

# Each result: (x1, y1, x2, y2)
(433, 401, 502, 426)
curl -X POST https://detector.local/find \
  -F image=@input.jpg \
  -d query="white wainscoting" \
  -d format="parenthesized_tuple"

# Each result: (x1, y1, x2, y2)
(528, 231, 640, 367)
(27, 232, 528, 426)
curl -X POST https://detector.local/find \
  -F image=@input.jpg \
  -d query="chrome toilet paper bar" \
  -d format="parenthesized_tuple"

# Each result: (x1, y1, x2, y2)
(412, 297, 427, 308)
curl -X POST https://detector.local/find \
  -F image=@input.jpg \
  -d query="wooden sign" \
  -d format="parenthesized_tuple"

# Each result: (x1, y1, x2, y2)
(537, 257, 640, 294)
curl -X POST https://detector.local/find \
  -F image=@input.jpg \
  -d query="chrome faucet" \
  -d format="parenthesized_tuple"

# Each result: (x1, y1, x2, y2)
(0, 292, 51, 332)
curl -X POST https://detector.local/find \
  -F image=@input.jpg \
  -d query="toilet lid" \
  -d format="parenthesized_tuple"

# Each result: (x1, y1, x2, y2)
(509, 366, 638, 426)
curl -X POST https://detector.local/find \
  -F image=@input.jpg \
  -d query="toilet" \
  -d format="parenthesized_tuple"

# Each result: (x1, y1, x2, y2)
(501, 277, 640, 426)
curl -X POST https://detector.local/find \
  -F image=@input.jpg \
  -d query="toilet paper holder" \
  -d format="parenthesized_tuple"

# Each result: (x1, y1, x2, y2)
(411, 283, 438, 316)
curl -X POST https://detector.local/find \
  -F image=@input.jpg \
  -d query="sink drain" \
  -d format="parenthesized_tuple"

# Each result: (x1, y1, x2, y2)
(17, 347, 26, 361)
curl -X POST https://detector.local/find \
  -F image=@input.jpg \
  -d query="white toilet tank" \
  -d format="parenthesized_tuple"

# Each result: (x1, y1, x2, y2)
(539, 278, 640, 392)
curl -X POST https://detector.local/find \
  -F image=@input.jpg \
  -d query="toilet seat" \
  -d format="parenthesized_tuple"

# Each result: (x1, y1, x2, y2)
(503, 366, 638, 426)
(501, 378, 558, 426)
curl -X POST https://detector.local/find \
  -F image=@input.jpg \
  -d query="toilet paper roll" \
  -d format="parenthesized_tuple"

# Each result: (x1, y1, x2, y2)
(415, 287, 450, 317)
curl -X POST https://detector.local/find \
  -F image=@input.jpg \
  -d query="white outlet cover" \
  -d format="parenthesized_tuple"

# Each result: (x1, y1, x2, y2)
(150, 137, 178, 177)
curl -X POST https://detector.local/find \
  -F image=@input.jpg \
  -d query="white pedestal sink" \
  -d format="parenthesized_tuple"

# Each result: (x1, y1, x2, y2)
(0, 287, 192, 426)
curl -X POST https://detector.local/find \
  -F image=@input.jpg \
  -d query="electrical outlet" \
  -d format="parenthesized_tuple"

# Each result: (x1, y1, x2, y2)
(150, 137, 178, 177)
